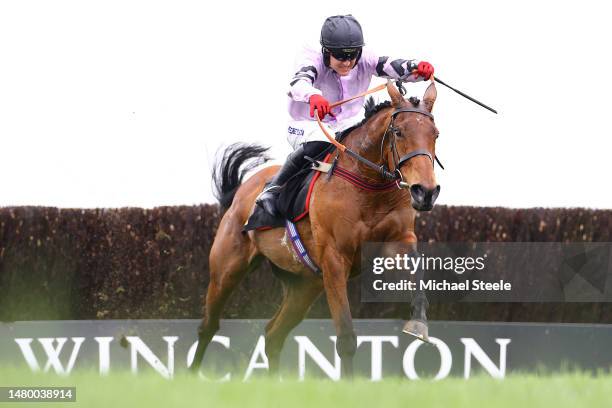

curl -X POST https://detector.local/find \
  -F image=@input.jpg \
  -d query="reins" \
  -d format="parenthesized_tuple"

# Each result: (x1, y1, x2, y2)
(312, 70, 497, 189)
(329, 83, 387, 109)
(314, 79, 439, 189)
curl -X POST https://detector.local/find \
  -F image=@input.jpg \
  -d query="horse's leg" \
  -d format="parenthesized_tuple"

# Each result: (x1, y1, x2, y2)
(264, 273, 322, 376)
(190, 228, 262, 372)
(400, 232, 430, 342)
(320, 247, 357, 379)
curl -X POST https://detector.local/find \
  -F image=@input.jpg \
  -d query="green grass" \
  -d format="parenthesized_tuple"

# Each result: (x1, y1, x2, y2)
(1, 366, 611, 408)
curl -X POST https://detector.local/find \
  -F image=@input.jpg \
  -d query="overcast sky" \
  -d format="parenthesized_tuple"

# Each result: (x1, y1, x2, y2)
(1, 0, 611, 209)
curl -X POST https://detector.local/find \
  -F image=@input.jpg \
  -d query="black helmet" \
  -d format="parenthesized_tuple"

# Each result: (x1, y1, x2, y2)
(320, 15, 365, 49)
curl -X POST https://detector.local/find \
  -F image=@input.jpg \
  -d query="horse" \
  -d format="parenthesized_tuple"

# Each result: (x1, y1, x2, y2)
(190, 80, 441, 377)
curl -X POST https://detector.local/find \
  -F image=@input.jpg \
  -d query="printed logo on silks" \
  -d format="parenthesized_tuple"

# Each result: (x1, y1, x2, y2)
(288, 126, 305, 136)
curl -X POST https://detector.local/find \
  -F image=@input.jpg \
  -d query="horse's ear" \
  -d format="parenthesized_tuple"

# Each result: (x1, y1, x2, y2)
(386, 80, 404, 107)
(422, 82, 437, 112)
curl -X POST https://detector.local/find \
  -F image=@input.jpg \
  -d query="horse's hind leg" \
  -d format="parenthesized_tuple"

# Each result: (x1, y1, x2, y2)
(190, 227, 262, 372)
(264, 273, 323, 376)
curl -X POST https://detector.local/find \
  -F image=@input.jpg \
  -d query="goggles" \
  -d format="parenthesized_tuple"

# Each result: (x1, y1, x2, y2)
(327, 47, 360, 61)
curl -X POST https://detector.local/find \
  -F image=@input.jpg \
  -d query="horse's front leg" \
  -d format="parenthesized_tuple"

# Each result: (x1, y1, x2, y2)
(320, 245, 357, 379)
(399, 232, 431, 343)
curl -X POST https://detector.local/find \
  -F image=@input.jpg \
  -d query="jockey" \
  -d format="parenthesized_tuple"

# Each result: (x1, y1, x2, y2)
(256, 14, 434, 216)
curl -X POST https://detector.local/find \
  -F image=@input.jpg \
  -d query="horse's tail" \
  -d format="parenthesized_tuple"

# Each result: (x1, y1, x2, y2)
(212, 143, 271, 211)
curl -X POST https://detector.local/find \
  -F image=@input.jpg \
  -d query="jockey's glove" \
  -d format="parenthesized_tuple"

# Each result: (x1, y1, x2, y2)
(416, 61, 435, 80)
(309, 94, 335, 120)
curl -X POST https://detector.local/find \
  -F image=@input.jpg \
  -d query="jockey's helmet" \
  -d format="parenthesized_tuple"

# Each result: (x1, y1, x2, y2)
(320, 15, 364, 68)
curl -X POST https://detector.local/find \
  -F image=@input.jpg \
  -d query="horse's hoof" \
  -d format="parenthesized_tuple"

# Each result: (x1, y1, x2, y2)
(402, 320, 431, 344)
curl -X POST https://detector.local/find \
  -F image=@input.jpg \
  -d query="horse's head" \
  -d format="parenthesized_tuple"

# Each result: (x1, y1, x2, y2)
(384, 80, 441, 211)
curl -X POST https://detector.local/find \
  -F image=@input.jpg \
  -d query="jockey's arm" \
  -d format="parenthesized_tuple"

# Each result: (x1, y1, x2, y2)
(288, 61, 322, 103)
(362, 48, 433, 82)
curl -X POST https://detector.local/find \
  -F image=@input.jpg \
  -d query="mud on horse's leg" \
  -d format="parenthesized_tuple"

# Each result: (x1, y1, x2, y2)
(321, 248, 357, 379)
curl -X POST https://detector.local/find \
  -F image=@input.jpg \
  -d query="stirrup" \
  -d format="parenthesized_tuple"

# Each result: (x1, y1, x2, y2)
(260, 184, 281, 195)
(256, 184, 281, 203)
(255, 184, 281, 216)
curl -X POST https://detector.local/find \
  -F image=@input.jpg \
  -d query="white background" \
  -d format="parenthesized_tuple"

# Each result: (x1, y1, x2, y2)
(1, 0, 611, 209)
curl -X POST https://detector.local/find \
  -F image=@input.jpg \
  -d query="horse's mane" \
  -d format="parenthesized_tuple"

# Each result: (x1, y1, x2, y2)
(363, 97, 393, 123)
(336, 97, 390, 142)
(336, 96, 420, 143)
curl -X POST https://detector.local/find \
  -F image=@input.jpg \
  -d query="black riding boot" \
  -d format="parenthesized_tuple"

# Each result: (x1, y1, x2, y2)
(256, 141, 329, 217)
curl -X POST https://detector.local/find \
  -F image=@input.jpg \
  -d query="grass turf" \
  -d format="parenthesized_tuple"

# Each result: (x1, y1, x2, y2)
(1, 366, 610, 408)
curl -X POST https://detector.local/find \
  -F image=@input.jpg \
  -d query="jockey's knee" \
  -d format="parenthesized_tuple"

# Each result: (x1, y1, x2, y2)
(302, 141, 331, 159)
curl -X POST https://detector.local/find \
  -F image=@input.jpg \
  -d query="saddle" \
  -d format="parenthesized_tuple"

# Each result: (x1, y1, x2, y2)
(242, 154, 331, 232)
(241, 124, 361, 232)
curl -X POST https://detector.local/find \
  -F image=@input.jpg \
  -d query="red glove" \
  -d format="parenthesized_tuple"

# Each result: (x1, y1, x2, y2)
(309, 94, 334, 120)
(416, 61, 434, 80)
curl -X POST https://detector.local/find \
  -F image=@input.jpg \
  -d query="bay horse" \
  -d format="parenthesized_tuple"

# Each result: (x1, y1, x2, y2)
(191, 80, 441, 377)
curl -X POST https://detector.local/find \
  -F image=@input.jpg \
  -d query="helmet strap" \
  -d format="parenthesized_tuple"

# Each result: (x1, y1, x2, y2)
(354, 48, 363, 66)
(322, 47, 331, 67)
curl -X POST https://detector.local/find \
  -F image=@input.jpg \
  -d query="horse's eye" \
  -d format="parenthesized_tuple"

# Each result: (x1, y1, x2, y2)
(393, 128, 402, 137)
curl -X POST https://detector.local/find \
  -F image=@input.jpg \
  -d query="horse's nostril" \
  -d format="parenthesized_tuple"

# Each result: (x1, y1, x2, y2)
(410, 184, 441, 210)
(410, 184, 426, 202)
(433, 185, 441, 198)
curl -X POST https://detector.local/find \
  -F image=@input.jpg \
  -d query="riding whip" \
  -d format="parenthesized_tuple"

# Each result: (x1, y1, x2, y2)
(334, 72, 498, 114)
(432, 76, 497, 114)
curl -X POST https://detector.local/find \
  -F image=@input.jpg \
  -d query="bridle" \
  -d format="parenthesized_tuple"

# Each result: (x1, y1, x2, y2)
(381, 107, 444, 186)
(315, 104, 443, 189)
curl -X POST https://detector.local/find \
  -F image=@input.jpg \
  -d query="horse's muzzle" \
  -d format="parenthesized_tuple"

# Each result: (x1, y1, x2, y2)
(410, 184, 441, 211)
